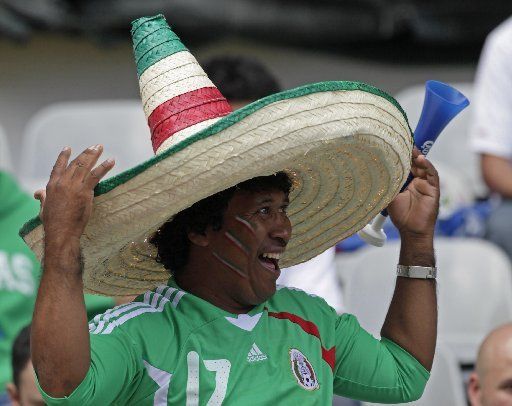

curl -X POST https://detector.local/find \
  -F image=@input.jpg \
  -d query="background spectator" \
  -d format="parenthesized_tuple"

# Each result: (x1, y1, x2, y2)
(470, 16, 512, 260)
(467, 323, 512, 406)
(5, 325, 43, 406)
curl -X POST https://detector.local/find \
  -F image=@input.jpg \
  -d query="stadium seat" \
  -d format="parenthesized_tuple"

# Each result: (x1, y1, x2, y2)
(0, 122, 13, 173)
(394, 82, 487, 198)
(339, 237, 512, 364)
(18, 100, 154, 193)
(363, 343, 466, 406)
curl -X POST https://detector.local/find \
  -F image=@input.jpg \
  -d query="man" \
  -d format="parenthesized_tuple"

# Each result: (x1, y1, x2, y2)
(203, 55, 343, 312)
(467, 323, 512, 406)
(5, 326, 44, 406)
(470, 16, 512, 259)
(25, 15, 439, 404)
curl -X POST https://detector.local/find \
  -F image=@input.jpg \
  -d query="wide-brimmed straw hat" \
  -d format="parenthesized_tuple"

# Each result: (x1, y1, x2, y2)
(21, 14, 413, 296)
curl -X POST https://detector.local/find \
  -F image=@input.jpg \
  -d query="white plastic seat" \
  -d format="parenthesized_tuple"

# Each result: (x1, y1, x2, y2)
(340, 237, 512, 364)
(18, 100, 154, 193)
(394, 82, 487, 198)
(363, 343, 466, 406)
(0, 122, 13, 173)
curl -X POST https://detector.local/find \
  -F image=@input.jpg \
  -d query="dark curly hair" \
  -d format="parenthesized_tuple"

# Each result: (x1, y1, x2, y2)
(202, 55, 281, 100)
(150, 172, 292, 275)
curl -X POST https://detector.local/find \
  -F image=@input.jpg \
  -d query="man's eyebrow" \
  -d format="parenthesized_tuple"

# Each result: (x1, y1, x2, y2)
(255, 195, 289, 205)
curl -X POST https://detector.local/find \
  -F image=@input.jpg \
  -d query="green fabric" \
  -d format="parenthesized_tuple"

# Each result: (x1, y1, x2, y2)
(0, 172, 115, 392)
(0, 172, 41, 393)
(131, 15, 187, 78)
(84, 295, 116, 323)
(20, 80, 412, 238)
(38, 281, 429, 404)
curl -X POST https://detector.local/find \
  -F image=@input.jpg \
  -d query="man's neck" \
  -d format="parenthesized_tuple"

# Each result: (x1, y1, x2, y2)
(174, 267, 255, 315)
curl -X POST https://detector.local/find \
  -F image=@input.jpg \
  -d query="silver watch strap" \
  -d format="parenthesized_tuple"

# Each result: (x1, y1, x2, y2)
(396, 265, 437, 279)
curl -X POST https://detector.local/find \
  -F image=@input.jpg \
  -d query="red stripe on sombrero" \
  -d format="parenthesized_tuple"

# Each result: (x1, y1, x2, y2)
(148, 87, 232, 152)
(267, 310, 336, 371)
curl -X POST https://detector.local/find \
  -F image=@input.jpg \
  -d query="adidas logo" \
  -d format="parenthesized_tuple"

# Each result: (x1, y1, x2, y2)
(247, 343, 267, 362)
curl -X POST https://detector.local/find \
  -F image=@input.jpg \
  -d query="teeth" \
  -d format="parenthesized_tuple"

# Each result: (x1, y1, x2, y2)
(262, 253, 280, 260)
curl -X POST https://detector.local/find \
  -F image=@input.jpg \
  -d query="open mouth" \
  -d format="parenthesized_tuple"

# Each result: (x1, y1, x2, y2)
(258, 252, 281, 274)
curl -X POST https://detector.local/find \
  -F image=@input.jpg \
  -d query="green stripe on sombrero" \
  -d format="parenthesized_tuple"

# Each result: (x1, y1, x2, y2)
(19, 80, 412, 239)
(131, 14, 188, 78)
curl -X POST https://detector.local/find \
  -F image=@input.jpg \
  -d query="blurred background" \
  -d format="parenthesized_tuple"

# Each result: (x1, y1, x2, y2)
(3, 1, 512, 406)
(2, 0, 511, 164)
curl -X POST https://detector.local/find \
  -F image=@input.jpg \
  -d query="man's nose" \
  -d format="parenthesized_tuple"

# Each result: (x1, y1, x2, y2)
(270, 215, 291, 244)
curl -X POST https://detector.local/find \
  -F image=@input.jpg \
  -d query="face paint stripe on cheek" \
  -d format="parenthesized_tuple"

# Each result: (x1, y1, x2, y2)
(235, 215, 257, 236)
(223, 231, 250, 257)
(212, 251, 248, 278)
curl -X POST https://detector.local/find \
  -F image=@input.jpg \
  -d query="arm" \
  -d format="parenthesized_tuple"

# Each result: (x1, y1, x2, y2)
(333, 313, 429, 402)
(481, 153, 512, 198)
(381, 148, 439, 371)
(31, 145, 114, 397)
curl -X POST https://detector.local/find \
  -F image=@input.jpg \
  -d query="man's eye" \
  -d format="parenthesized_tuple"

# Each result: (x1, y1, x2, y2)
(258, 207, 270, 215)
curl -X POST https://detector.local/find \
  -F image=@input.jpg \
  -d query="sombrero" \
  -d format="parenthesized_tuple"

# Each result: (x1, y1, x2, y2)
(21, 14, 413, 296)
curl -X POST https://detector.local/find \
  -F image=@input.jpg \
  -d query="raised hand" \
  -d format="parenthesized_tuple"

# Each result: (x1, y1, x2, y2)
(387, 147, 440, 239)
(34, 145, 115, 244)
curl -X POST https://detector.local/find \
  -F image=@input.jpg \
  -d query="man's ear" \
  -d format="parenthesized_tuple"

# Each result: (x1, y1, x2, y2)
(467, 372, 482, 406)
(6, 382, 21, 405)
(187, 230, 210, 247)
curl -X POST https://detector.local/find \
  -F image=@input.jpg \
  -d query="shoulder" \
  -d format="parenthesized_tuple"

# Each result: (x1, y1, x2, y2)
(88, 284, 187, 336)
(269, 285, 337, 320)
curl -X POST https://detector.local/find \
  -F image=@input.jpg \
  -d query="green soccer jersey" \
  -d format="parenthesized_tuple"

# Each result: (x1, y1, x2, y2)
(38, 279, 429, 405)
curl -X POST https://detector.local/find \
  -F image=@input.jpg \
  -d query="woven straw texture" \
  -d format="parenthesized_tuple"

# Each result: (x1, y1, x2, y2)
(22, 83, 412, 296)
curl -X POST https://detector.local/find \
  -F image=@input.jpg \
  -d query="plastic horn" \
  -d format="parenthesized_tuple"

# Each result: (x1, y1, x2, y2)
(358, 80, 470, 247)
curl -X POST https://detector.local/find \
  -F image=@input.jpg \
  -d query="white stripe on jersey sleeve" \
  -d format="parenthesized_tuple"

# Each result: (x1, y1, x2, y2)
(90, 285, 185, 335)
(171, 290, 186, 308)
(90, 302, 151, 334)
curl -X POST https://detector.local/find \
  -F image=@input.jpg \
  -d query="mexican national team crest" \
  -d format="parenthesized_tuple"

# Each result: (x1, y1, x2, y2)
(289, 348, 319, 390)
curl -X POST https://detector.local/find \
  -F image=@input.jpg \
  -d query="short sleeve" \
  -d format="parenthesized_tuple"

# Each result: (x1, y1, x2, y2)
(469, 19, 512, 159)
(333, 313, 429, 403)
(36, 329, 144, 405)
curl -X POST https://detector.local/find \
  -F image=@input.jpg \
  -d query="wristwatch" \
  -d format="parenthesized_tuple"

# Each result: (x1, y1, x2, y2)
(396, 265, 437, 279)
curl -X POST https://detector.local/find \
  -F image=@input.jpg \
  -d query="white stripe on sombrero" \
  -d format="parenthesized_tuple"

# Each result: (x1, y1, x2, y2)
(140, 58, 211, 113)
(155, 117, 222, 154)
(142, 75, 215, 118)
(139, 51, 197, 91)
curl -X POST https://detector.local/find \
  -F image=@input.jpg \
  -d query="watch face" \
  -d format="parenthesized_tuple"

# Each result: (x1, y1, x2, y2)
(397, 265, 436, 279)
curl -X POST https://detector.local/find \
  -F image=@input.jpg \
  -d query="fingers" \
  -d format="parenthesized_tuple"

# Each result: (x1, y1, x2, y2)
(84, 158, 116, 189)
(34, 189, 46, 219)
(68, 145, 104, 182)
(410, 155, 439, 185)
(46, 144, 114, 192)
(412, 146, 421, 159)
(34, 189, 46, 201)
(410, 177, 438, 198)
(49, 147, 71, 182)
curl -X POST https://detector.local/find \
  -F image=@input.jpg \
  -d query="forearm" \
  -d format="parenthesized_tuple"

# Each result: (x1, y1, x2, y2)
(481, 154, 512, 198)
(32, 237, 91, 397)
(380, 234, 437, 370)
